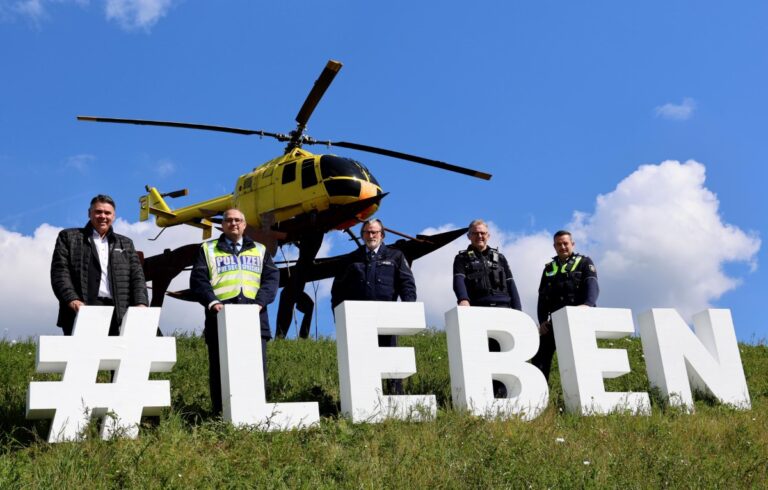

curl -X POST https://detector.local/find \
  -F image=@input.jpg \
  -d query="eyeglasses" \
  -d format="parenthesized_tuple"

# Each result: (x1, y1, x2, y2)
(362, 230, 382, 236)
(469, 231, 488, 237)
(223, 218, 244, 224)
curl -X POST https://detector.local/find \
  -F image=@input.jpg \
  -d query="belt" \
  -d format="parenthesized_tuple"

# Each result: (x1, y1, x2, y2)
(478, 302, 510, 308)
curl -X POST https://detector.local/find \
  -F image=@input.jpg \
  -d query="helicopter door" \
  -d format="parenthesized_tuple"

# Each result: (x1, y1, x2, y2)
(274, 161, 302, 219)
(299, 158, 327, 213)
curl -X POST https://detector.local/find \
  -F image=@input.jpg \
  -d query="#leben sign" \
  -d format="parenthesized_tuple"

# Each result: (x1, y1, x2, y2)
(26, 302, 751, 442)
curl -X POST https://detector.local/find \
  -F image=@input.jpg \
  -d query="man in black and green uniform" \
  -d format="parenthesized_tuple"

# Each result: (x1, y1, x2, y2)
(532, 230, 599, 381)
(190, 208, 279, 415)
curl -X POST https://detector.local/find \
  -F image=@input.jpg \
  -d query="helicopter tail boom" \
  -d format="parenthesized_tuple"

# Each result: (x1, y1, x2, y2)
(140, 186, 234, 239)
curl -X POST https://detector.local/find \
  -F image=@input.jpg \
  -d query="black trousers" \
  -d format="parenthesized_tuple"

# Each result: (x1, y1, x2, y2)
(531, 329, 557, 381)
(61, 297, 120, 336)
(378, 335, 404, 395)
(204, 309, 269, 416)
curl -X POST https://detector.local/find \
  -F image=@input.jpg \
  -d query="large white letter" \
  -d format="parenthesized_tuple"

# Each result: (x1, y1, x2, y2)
(445, 306, 548, 420)
(554, 306, 650, 415)
(335, 301, 436, 423)
(218, 305, 319, 430)
(638, 308, 751, 411)
(27, 306, 175, 442)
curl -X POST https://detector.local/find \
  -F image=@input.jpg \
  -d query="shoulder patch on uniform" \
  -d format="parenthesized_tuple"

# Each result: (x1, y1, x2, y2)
(589, 264, 596, 272)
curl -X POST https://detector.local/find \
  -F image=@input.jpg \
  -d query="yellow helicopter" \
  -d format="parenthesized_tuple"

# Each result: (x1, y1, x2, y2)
(78, 60, 492, 338)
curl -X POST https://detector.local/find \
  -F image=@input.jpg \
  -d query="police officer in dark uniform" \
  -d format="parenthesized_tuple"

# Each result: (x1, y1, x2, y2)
(453, 219, 522, 397)
(532, 229, 599, 381)
(331, 218, 417, 395)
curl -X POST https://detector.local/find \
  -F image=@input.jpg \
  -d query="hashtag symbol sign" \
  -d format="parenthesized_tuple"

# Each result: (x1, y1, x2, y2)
(26, 306, 176, 443)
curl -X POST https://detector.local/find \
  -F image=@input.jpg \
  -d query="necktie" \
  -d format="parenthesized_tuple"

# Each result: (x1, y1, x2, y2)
(233, 242, 240, 255)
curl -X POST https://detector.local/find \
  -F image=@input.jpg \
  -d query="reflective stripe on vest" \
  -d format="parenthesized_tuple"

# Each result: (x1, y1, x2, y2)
(203, 239, 265, 301)
(545, 255, 583, 276)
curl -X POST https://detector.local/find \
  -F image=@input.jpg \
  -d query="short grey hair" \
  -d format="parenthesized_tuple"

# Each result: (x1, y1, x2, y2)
(223, 208, 247, 222)
(468, 219, 487, 230)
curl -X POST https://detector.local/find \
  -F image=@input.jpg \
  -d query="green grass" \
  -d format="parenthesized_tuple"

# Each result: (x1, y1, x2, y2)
(1, 331, 766, 488)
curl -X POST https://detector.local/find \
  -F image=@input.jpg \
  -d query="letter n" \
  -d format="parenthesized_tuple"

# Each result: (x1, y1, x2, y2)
(638, 308, 751, 411)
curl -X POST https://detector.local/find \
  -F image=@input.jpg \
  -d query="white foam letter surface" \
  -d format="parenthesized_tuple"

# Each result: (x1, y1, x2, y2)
(445, 306, 548, 420)
(335, 301, 436, 423)
(218, 305, 319, 430)
(553, 306, 650, 415)
(27, 306, 176, 442)
(638, 308, 751, 411)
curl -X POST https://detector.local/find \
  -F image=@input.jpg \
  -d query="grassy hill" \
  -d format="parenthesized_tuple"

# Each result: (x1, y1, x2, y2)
(1, 332, 766, 488)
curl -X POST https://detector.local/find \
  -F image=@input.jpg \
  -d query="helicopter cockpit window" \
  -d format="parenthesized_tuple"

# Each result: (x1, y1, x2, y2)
(320, 155, 367, 181)
(281, 162, 296, 184)
(301, 159, 318, 189)
(359, 162, 380, 187)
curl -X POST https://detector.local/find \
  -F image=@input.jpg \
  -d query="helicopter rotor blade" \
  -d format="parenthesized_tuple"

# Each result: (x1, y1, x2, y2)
(294, 60, 343, 130)
(311, 139, 492, 180)
(77, 116, 289, 141)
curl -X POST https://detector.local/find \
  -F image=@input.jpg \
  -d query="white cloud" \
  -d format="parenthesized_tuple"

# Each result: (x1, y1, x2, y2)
(413, 160, 760, 329)
(655, 97, 697, 120)
(105, 0, 173, 31)
(0, 223, 62, 340)
(3, 0, 88, 24)
(154, 158, 176, 177)
(2, 0, 172, 31)
(569, 159, 759, 319)
(14, 0, 45, 19)
(65, 153, 96, 173)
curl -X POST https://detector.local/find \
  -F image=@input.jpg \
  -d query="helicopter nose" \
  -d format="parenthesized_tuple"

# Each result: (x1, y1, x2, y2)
(359, 180, 377, 201)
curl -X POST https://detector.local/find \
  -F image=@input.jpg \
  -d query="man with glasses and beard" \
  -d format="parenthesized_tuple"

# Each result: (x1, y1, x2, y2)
(331, 218, 417, 395)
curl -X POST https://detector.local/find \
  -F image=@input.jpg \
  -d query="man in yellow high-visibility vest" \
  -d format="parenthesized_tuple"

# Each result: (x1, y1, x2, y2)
(190, 208, 279, 416)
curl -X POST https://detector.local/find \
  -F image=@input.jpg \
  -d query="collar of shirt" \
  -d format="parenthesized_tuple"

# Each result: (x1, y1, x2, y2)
(367, 245, 381, 256)
(91, 228, 109, 243)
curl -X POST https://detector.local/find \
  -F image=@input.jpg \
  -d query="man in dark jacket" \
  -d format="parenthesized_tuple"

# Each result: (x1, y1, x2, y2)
(50, 194, 148, 336)
(532, 230, 599, 381)
(453, 218, 522, 397)
(190, 208, 279, 416)
(331, 218, 417, 394)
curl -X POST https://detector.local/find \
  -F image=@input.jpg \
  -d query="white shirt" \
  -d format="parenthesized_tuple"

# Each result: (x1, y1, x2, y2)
(92, 229, 112, 299)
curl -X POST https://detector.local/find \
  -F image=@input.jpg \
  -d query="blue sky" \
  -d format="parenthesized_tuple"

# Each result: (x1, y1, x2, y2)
(1, 1, 765, 343)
